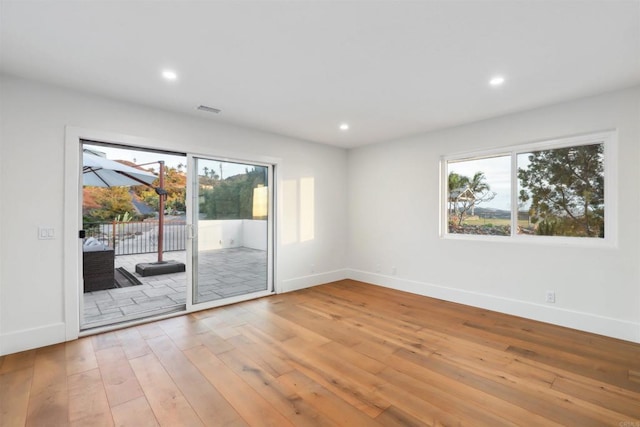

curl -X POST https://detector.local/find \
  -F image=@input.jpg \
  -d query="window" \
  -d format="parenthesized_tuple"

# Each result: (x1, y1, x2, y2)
(442, 131, 615, 243)
(447, 155, 511, 236)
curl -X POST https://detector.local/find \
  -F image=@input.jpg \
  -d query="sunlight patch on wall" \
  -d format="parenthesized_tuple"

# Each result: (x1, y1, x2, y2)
(282, 179, 299, 245)
(282, 177, 315, 244)
(300, 177, 315, 242)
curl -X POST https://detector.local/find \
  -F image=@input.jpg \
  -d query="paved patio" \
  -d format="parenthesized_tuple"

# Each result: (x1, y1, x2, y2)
(82, 247, 267, 329)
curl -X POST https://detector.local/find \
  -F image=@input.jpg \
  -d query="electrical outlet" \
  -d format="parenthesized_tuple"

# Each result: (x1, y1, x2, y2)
(545, 290, 556, 303)
(310, 264, 315, 273)
(391, 266, 397, 275)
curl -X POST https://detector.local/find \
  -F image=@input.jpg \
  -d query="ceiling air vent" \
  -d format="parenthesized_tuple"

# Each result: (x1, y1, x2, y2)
(197, 105, 221, 114)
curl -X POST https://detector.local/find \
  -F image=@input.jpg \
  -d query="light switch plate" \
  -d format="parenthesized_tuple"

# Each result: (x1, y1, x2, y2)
(38, 226, 55, 240)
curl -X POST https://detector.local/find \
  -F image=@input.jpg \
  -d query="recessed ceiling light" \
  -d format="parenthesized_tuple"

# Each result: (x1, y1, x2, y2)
(162, 70, 178, 81)
(489, 76, 505, 87)
(339, 123, 350, 131)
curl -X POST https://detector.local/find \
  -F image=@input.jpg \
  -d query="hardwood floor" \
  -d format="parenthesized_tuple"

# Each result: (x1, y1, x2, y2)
(1, 280, 639, 426)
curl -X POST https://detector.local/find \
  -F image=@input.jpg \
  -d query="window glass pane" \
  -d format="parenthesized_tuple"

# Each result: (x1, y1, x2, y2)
(517, 143, 604, 238)
(447, 155, 511, 236)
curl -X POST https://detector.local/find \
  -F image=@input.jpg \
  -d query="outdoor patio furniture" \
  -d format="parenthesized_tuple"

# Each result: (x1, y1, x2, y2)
(83, 242, 115, 292)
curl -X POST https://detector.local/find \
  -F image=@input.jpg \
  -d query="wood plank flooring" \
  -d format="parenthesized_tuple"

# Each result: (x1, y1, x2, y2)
(1, 280, 639, 426)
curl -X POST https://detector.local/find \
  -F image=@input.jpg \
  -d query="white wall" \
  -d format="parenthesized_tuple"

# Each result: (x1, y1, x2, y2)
(348, 86, 640, 343)
(0, 75, 348, 355)
(242, 220, 268, 250)
(197, 220, 244, 251)
(197, 220, 267, 251)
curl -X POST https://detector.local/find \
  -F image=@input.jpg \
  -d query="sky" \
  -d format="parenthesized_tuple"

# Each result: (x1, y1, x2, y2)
(83, 143, 257, 178)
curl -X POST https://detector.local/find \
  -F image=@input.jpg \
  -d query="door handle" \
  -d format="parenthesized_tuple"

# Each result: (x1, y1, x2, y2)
(186, 224, 196, 239)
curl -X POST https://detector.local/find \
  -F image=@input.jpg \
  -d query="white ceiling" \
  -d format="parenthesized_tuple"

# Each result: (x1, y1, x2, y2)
(1, 1, 639, 148)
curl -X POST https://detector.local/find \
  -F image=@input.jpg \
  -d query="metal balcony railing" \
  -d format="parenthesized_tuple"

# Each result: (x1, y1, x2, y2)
(83, 220, 186, 255)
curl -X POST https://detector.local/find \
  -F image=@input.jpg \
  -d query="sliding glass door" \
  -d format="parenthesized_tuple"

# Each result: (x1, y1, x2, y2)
(189, 156, 273, 305)
(71, 129, 276, 334)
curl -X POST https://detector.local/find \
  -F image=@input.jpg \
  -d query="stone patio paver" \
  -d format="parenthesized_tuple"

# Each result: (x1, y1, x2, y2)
(82, 247, 267, 329)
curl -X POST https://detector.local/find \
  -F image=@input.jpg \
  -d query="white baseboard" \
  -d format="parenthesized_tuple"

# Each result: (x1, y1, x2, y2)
(0, 322, 67, 356)
(3, 270, 635, 355)
(346, 269, 640, 344)
(280, 269, 349, 293)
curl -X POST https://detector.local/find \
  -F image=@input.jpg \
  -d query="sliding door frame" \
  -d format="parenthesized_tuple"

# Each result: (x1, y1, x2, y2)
(64, 126, 280, 340)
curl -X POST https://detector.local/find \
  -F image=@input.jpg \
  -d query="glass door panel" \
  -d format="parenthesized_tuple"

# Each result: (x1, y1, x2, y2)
(80, 141, 187, 330)
(192, 157, 271, 304)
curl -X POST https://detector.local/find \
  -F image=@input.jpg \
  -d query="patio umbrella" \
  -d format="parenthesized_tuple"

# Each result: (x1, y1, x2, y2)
(83, 150, 168, 264)
(83, 151, 157, 187)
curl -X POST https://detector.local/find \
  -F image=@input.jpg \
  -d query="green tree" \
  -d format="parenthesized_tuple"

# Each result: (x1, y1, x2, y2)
(448, 172, 468, 217)
(448, 172, 469, 195)
(517, 143, 604, 237)
(468, 172, 491, 198)
(134, 165, 186, 214)
(448, 171, 495, 226)
(201, 167, 267, 219)
(86, 187, 136, 221)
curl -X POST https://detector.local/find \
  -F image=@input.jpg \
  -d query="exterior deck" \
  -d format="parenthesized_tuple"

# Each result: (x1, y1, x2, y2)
(82, 247, 267, 329)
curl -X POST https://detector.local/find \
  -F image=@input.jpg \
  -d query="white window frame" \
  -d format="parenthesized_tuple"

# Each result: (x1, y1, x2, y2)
(440, 130, 617, 247)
